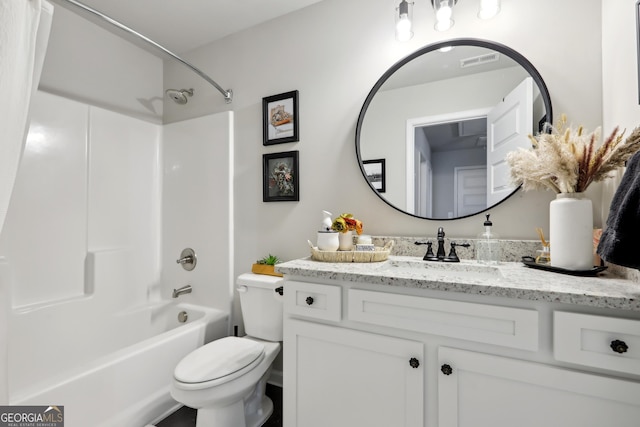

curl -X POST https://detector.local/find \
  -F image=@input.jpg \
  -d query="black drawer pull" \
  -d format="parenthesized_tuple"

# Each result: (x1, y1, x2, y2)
(305, 296, 314, 305)
(441, 364, 453, 375)
(610, 339, 629, 354)
(409, 358, 420, 368)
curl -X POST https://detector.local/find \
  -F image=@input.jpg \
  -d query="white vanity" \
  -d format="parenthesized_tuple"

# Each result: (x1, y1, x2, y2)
(276, 255, 640, 427)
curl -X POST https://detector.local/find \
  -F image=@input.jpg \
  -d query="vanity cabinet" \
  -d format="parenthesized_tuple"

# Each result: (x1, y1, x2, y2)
(438, 347, 640, 427)
(282, 276, 640, 427)
(284, 319, 424, 427)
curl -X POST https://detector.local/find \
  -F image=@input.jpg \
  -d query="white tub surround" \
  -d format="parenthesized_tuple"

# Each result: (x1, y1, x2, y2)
(1, 90, 234, 424)
(279, 257, 640, 427)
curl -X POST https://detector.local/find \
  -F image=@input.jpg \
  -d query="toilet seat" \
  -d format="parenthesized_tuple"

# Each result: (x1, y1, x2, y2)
(174, 337, 265, 388)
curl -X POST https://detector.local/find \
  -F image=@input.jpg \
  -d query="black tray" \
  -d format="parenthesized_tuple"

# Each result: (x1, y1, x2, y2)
(521, 256, 607, 276)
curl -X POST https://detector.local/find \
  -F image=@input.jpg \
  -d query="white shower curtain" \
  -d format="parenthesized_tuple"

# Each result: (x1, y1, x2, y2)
(0, 0, 53, 235)
(0, 0, 53, 404)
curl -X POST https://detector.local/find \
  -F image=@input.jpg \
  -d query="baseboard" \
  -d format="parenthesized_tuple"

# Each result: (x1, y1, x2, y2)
(268, 369, 283, 388)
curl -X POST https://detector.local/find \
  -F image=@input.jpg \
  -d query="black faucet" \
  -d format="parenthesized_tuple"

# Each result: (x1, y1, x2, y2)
(415, 227, 470, 263)
(436, 227, 446, 259)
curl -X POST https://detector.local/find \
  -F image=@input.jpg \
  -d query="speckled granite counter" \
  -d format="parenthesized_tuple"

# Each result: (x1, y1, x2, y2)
(275, 256, 640, 312)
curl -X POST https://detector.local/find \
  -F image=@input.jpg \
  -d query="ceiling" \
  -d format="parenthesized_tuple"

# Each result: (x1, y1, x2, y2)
(52, 0, 326, 54)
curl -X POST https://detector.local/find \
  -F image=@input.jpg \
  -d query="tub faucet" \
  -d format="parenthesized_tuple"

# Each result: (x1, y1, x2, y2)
(172, 284, 192, 298)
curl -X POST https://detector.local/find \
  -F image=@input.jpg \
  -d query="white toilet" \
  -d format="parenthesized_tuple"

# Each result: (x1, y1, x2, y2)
(171, 273, 284, 427)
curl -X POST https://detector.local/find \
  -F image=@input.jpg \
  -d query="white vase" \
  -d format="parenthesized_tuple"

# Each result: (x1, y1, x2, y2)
(317, 231, 339, 251)
(338, 230, 354, 251)
(549, 193, 593, 270)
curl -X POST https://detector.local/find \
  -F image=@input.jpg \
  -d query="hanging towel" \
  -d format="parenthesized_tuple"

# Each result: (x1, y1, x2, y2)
(597, 150, 640, 269)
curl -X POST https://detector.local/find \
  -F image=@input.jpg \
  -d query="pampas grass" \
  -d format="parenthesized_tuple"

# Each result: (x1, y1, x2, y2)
(507, 115, 640, 193)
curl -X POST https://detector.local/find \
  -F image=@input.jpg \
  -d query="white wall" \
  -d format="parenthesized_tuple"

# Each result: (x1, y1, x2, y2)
(161, 112, 234, 319)
(601, 0, 640, 219)
(162, 0, 604, 275)
(39, 4, 164, 123)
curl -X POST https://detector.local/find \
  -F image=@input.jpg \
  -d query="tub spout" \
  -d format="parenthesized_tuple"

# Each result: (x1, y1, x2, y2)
(172, 285, 192, 298)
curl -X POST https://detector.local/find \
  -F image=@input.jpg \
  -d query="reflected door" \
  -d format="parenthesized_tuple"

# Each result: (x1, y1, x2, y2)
(486, 77, 533, 206)
(454, 166, 487, 217)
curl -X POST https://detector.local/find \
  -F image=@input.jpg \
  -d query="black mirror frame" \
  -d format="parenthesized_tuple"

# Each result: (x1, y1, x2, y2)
(355, 38, 553, 221)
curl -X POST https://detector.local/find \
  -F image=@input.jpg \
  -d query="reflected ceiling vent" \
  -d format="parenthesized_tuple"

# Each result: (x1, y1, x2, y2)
(460, 52, 500, 68)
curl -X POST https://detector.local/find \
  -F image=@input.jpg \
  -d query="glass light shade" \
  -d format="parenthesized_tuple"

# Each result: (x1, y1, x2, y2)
(395, 0, 414, 42)
(478, 0, 501, 19)
(433, 0, 454, 31)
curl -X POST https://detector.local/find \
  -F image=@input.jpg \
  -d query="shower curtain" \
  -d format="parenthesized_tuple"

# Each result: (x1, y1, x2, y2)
(0, 0, 53, 403)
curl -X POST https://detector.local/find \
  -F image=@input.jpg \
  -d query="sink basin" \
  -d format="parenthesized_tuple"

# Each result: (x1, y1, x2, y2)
(376, 259, 503, 280)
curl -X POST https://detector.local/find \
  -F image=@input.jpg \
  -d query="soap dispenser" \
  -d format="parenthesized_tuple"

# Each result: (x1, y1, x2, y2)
(476, 214, 501, 264)
(317, 210, 339, 251)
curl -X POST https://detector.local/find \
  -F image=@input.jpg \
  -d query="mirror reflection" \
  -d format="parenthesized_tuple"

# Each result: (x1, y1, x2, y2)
(356, 39, 552, 220)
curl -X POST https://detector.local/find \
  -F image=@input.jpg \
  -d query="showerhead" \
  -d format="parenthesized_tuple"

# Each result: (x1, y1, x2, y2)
(165, 88, 194, 105)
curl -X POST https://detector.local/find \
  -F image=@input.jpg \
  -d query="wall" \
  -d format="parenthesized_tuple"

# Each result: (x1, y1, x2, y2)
(162, 0, 603, 278)
(601, 0, 640, 219)
(161, 112, 234, 319)
(39, 4, 164, 123)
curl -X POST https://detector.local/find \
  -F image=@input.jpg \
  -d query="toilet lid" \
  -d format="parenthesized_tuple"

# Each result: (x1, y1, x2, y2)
(174, 336, 265, 384)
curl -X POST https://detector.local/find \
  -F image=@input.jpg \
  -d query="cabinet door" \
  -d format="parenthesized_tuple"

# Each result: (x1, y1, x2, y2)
(438, 347, 640, 427)
(284, 319, 424, 427)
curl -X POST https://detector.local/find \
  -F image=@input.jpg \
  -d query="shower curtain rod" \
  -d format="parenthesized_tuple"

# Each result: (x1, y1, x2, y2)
(57, 0, 233, 103)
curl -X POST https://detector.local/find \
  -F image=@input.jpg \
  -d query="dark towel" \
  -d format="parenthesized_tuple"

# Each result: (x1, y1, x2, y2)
(597, 150, 640, 269)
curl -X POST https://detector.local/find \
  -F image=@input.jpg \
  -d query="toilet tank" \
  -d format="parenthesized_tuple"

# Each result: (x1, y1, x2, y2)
(236, 273, 284, 341)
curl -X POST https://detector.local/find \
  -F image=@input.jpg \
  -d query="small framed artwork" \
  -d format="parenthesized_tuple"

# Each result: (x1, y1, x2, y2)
(263, 151, 299, 202)
(262, 90, 299, 145)
(363, 159, 386, 193)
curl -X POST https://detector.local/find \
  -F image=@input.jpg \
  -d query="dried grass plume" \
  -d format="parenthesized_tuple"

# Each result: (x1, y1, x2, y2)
(506, 115, 640, 193)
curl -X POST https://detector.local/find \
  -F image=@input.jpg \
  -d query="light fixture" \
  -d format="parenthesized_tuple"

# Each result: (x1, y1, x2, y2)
(394, 0, 501, 40)
(395, 0, 414, 42)
(432, 0, 456, 32)
(478, 0, 501, 19)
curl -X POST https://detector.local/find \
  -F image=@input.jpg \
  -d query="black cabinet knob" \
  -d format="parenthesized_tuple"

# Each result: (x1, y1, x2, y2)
(305, 296, 314, 305)
(441, 364, 453, 375)
(409, 357, 420, 368)
(274, 286, 283, 296)
(610, 339, 629, 354)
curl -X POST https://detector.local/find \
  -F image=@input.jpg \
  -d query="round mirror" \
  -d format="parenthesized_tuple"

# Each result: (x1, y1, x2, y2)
(356, 38, 552, 220)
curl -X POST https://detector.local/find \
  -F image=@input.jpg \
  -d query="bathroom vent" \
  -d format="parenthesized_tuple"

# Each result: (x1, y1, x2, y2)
(460, 52, 500, 68)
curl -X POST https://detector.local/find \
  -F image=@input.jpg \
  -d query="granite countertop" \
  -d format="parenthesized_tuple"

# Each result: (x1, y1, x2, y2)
(275, 256, 640, 311)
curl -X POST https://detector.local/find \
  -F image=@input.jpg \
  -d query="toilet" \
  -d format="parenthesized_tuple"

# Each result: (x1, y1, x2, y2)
(171, 273, 284, 427)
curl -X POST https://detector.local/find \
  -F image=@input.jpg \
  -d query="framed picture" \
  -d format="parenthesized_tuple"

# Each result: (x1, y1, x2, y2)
(363, 159, 386, 193)
(263, 151, 299, 202)
(262, 90, 299, 145)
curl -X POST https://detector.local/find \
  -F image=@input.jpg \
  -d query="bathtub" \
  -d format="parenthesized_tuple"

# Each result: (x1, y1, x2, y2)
(9, 301, 228, 427)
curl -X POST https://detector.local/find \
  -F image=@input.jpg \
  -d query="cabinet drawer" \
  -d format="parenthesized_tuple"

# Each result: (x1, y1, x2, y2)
(554, 311, 640, 375)
(284, 281, 342, 321)
(348, 289, 538, 351)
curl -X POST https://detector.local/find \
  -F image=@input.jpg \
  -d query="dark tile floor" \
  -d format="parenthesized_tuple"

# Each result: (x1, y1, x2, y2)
(156, 384, 282, 427)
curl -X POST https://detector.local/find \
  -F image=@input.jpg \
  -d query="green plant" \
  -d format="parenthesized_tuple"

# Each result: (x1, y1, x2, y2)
(256, 254, 280, 266)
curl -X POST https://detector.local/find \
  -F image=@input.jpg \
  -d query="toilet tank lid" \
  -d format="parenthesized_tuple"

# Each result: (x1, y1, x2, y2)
(237, 273, 283, 288)
(174, 336, 264, 384)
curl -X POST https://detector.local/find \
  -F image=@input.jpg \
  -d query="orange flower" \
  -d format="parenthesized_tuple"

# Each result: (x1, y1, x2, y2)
(331, 213, 363, 235)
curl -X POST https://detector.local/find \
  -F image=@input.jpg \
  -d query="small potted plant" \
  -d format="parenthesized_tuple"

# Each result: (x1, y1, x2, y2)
(251, 254, 283, 277)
